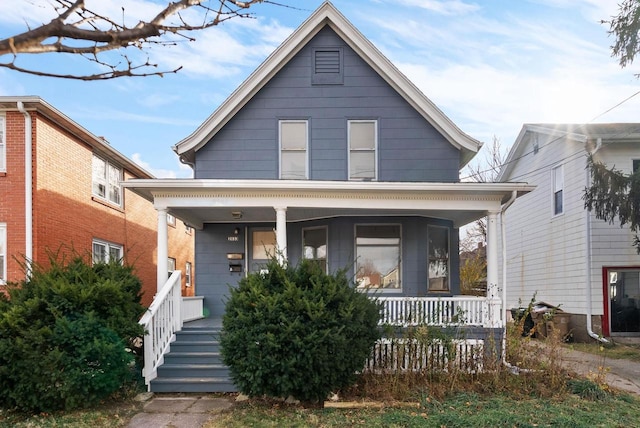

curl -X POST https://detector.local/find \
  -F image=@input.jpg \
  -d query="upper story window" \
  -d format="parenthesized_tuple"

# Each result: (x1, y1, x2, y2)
(312, 48, 343, 85)
(355, 224, 401, 290)
(0, 223, 6, 284)
(279, 120, 308, 179)
(92, 239, 123, 265)
(92, 155, 122, 206)
(552, 164, 563, 215)
(348, 120, 377, 180)
(428, 225, 449, 292)
(0, 115, 5, 173)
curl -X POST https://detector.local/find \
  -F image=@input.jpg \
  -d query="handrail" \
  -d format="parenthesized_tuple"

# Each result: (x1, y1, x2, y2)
(139, 270, 182, 388)
(377, 296, 495, 327)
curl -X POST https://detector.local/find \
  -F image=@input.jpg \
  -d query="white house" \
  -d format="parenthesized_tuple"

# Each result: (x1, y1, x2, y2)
(498, 123, 640, 341)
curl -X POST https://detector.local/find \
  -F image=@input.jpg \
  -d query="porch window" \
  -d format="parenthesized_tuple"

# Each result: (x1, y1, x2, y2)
(92, 155, 122, 206)
(280, 120, 308, 179)
(92, 239, 123, 264)
(428, 226, 449, 292)
(0, 115, 5, 172)
(355, 225, 400, 290)
(303, 227, 327, 273)
(186, 261, 192, 287)
(349, 120, 377, 180)
(251, 230, 277, 272)
(552, 165, 563, 215)
(0, 223, 6, 284)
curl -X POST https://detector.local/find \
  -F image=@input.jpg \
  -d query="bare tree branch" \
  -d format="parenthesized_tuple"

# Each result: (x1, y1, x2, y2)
(0, 0, 267, 80)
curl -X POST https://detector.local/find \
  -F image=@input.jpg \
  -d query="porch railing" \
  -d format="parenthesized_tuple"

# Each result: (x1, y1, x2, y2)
(378, 296, 497, 327)
(139, 270, 182, 388)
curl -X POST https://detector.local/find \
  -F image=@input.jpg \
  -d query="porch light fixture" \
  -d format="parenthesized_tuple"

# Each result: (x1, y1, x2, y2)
(231, 211, 243, 220)
(234, 227, 240, 235)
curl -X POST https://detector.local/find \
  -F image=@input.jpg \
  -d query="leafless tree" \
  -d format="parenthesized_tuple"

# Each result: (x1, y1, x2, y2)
(0, 0, 278, 80)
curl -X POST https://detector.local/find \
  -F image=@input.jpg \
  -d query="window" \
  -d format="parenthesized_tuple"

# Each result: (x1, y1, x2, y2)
(633, 159, 640, 173)
(0, 115, 5, 173)
(251, 229, 277, 272)
(168, 257, 176, 278)
(355, 225, 400, 290)
(167, 213, 176, 227)
(312, 48, 343, 85)
(279, 120, 308, 179)
(349, 120, 377, 180)
(186, 262, 192, 287)
(0, 223, 6, 284)
(185, 223, 194, 235)
(428, 226, 449, 292)
(92, 155, 122, 206)
(92, 239, 123, 264)
(552, 165, 563, 215)
(303, 227, 327, 273)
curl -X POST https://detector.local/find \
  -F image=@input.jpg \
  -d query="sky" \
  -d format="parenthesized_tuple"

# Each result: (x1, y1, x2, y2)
(1, 0, 639, 179)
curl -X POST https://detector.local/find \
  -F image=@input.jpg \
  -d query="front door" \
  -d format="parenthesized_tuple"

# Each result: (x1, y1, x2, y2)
(605, 268, 640, 336)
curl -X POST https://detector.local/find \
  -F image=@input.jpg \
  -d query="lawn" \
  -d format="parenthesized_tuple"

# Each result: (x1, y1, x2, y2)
(566, 341, 640, 362)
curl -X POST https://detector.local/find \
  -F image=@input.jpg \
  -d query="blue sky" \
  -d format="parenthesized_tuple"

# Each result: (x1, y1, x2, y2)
(1, 0, 639, 178)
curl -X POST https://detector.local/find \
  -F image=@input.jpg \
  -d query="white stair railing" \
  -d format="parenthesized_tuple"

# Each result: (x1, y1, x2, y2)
(377, 296, 493, 327)
(139, 270, 182, 388)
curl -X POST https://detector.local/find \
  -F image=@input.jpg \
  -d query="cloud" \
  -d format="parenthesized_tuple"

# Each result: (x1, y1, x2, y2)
(131, 153, 193, 179)
(393, 0, 480, 15)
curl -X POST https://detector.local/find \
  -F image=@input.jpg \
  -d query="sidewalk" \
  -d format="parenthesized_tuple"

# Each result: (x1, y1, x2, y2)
(126, 394, 233, 428)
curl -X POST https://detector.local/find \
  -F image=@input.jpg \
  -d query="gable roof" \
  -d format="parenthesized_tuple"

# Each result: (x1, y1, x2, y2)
(497, 123, 640, 181)
(173, 1, 482, 167)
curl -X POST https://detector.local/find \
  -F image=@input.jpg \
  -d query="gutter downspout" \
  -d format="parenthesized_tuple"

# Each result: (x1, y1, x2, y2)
(585, 138, 608, 343)
(17, 102, 33, 278)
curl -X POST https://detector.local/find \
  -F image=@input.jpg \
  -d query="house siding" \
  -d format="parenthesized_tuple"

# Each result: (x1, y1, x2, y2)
(500, 132, 588, 314)
(194, 27, 460, 182)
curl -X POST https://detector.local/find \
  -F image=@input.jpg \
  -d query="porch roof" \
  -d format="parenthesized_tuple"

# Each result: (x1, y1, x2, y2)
(123, 179, 534, 229)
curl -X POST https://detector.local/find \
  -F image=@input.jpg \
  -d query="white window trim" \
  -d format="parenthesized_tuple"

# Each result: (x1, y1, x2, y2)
(0, 223, 6, 284)
(185, 261, 192, 287)
(348, 119, 378, 181)
(279, 119, 309, 180)
(354, 223, 402, 293)
(0, 114, 6, 173)
(552, 164, 564, 217)
(92, 239, 123, 264)
(92, 154, 123, 207)
(167, 213, 176, 227)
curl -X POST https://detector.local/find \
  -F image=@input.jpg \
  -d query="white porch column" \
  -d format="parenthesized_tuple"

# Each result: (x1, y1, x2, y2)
(157, 208, 169, 293)
(274, 206, 288, 264)
(486, 210, 502, 328)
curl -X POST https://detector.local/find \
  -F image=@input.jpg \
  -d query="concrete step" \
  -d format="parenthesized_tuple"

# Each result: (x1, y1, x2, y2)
(150, 377, 237, 393)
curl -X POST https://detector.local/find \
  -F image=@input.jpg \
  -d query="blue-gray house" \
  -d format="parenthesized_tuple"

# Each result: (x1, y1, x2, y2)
(125, 2, 533, 392)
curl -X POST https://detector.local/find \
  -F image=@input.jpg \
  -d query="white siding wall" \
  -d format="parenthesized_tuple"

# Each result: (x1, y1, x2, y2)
(500, 132, 589, 314)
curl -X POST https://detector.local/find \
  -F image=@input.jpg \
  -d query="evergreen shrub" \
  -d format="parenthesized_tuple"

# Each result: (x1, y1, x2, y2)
(0, 255, 145, 412)
(220, 258, 381, 405)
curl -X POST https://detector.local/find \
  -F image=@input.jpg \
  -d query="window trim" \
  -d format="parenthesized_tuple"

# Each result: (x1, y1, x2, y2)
(552, 164, 564, 216)
(427, 225, 450, 293)
(279, 119, 309, 180)
(348, 119, 378, 181)
(92, 239, 123, 265)
(0, 223, 6, 284)
(354, 223, 402, 292)
(0, 114, 5, 173)
(302, 226, 328, 273)
(185, 261, 192, 287)
(92, 154, 123, 207)
(167, 213, 176, 227)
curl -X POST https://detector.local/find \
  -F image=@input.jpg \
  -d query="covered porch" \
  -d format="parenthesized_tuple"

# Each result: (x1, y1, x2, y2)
(124, 179, 533, 389)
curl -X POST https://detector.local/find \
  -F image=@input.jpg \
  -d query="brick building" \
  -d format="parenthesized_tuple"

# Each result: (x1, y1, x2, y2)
(0, 96, 194, 306)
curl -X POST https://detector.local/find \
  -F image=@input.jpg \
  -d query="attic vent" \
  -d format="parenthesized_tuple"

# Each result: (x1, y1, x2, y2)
(312, 47, 343, 85)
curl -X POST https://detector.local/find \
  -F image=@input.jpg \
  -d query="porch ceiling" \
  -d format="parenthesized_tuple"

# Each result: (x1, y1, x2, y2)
(122, 179, 535, 229)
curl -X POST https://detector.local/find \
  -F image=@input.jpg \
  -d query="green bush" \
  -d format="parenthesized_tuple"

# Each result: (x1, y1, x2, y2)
(0, 255, 145, 412)
(220, 258, 381, 405)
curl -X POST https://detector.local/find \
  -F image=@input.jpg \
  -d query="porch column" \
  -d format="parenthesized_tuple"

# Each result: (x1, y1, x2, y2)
(486, 210, 501, 328)
(274, 206, 288, 264)
(157, 208, 168, 293)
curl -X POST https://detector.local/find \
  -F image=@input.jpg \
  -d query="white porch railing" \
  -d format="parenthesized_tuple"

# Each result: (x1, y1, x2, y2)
(378, 296, 499, 327)
(139, 270, 182, 388)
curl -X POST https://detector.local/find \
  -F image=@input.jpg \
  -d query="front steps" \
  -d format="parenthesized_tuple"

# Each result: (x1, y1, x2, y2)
(150, 325, 237, 393)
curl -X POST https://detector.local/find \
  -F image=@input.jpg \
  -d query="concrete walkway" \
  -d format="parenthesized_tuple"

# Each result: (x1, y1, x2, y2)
(126, 394, 233, 428)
